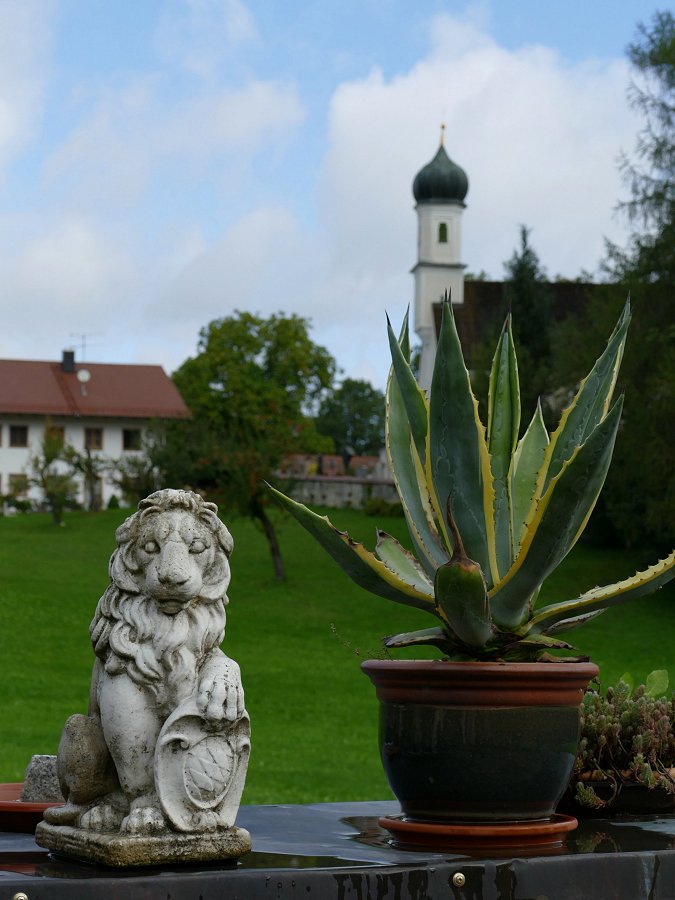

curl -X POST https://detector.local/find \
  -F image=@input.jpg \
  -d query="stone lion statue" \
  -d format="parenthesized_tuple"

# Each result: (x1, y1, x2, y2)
(44, 489, 250, 837)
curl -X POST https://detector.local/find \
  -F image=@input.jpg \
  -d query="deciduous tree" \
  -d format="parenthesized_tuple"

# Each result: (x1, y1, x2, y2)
(552, 11, 675, 549)
(152, 311, 335, 580)
(28, 426, 78, 526)
(315, 378, 385, 457)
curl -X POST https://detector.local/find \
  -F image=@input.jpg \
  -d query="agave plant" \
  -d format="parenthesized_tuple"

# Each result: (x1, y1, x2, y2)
(271, 300, 674, 661)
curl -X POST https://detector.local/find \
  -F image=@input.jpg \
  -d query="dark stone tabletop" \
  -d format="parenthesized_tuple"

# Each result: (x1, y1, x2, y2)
(1, 801, 674, 899)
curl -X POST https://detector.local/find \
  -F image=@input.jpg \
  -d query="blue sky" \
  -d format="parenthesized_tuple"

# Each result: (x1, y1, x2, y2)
(0, 1, 653, 386)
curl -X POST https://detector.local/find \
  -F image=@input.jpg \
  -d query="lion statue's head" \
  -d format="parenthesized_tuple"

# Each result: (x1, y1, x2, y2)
(90, 490, 234, 697)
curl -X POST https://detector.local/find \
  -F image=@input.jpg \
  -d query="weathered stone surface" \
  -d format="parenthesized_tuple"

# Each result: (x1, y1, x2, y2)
(36, 820, 251, 867)
(20, 755, 64, 802)
(40, 490, 251, 865)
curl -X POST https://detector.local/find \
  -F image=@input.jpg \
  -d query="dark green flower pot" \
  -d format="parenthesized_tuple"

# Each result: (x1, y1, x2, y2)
(362, 660, 599, 823)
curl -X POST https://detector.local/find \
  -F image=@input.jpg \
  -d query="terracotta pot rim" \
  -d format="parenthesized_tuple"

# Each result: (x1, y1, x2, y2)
(361, 658, 599, 707)
(361, 659, 599, 674)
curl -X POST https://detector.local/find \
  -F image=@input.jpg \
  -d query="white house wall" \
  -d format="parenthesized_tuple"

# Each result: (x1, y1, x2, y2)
(0, 416, 147, 508)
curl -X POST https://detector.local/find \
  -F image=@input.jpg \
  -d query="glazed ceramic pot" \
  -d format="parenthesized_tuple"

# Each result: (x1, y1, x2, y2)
(362, 659, 599, 823)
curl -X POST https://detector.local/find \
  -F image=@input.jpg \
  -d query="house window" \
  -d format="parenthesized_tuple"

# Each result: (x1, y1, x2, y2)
(9, 425, 28, 447)
(438, 222, 448, 243)
(85, 428, 104, 451)
(123, 428, 142, 451)
(9, 473, 28, 496)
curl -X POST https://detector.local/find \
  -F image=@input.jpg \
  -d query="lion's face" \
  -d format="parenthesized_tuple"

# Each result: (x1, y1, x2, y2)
(109, 490, 233, 614)
(131, 509, 224, 613)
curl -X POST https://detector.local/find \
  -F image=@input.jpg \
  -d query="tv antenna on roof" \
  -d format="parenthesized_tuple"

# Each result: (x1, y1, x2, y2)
(70, 332, 103, 363)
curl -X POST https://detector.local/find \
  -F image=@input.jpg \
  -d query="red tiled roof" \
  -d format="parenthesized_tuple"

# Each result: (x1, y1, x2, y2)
(0, 359, 189, 419)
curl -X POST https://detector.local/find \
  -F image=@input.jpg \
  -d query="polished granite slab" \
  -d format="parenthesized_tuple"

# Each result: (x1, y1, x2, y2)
(2, 800, 674, 899)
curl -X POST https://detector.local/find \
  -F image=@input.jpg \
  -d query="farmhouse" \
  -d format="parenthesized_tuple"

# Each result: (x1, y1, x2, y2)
(0, 350, 189, 509)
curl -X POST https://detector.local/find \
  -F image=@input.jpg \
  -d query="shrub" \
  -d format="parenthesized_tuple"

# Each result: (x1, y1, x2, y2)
(573, 671, 675, 808)
(362, 497, 404, 518)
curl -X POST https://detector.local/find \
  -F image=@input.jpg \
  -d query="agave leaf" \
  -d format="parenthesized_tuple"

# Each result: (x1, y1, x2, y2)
(387, 315, 429, 464)
(526, 548, 675, 633)
(504, 633, 575, 652)
(489, 397, 624, 629)
(386, 325, 451, 575)
(384, 625, 456, 652)
(434, 556, 493, 648)
(540, 300, 630, 493)
(500, 632, 583, 662)
(510, 400, 549, 555)
(428, 302, 498, 587)
(487, 315, 520, 578)
(533, 608, 606, 636)
(269, 487, 436, 611)
(375, 530, 434, 595)
(397, 306, 412, 360)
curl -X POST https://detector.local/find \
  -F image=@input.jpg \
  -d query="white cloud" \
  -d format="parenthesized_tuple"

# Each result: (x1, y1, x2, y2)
(154, 0, 258, 79)
(18, 219, 127, 301)
(321, 14, 638, 287)
(43, 77, 305, 206)
(0, 215, 139, 360)
(249, 12, 635, 386)
(0, 8, 640, 394)
(0, 0, 56, 181)
(125, 12, 642, 388)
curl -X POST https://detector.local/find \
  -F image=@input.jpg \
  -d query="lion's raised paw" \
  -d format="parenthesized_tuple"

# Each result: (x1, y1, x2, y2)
(121, 805, 167, 835)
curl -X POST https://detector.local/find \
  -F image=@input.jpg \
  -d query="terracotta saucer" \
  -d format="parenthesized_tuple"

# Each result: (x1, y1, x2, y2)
(378, 813, 578, 853)
(0, 783, 63, 833)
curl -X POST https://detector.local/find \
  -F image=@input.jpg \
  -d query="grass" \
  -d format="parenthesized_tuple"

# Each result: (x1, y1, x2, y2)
(0, 505, 673, 805)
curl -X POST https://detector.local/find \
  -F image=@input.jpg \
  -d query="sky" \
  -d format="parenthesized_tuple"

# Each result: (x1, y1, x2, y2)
(0, 0, 654, 388)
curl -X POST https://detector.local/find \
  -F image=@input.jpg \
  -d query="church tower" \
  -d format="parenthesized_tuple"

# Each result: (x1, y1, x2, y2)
(412, 130, 468, 389)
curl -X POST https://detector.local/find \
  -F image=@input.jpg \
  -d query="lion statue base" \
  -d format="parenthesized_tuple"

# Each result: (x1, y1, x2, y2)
(36, 489, 252, 866)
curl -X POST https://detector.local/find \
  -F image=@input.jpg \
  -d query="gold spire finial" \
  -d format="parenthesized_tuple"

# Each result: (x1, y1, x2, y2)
(440, 122, 446, 146)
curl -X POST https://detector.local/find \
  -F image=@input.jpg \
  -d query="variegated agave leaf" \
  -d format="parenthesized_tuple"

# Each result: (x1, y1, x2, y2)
(269, 297, 674, 664)
(385, 313, 451, 577)
(510, 400, 548, 555)
(268, 486, 435, 612)
(526, 549, 675, 634)
(428, 302, 498, 587)
(487, 315, 520, 580)
(489, 398, 624, 629)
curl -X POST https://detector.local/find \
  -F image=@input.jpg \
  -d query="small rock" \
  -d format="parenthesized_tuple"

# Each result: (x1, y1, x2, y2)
(20, 755, 64, 802)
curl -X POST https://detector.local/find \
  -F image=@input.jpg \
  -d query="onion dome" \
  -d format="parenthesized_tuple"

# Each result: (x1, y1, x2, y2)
(412, 142, 468, 205)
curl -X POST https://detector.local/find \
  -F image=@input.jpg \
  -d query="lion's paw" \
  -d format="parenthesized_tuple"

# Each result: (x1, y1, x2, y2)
(43, 802, 83, 826)
(80, 802, 125, 832)
(121, 805, 167, 835)
(197, 659, 244, 723)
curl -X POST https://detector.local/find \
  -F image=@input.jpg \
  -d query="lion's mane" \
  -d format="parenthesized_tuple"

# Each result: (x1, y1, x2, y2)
(89, 490, 233, 702)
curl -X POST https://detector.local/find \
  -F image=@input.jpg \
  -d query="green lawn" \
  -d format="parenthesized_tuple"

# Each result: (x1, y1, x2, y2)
(0, 506, 673, 805)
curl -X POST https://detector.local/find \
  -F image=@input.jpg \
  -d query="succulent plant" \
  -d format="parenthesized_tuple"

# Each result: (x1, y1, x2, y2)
(573, 670, 675, 808)
(271, 300, 674, 661)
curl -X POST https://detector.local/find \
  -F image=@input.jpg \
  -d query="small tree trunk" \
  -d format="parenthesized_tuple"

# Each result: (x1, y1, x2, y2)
(50, 497, 64, 526)
(254, 504, 285, 581)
